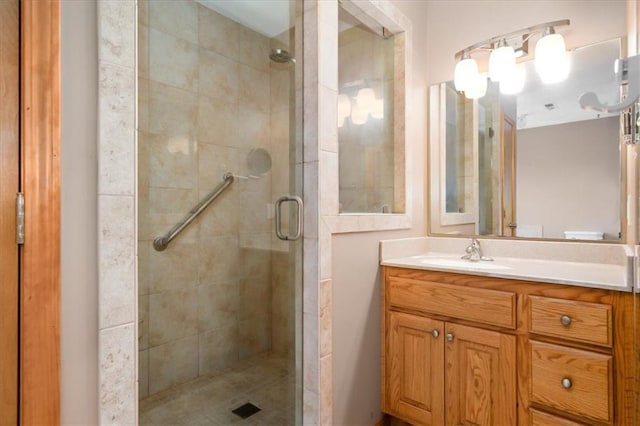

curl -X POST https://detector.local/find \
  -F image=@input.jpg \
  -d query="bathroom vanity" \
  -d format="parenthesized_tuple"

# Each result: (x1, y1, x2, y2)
(379, 239, 636, 426)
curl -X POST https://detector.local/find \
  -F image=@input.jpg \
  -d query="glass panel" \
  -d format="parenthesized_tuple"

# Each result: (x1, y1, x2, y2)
(337, 3, 402, 213)
(137, 0, 302, 424)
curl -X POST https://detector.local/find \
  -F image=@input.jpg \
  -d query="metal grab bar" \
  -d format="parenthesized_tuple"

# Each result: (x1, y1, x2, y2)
(153, 172, 234, 251)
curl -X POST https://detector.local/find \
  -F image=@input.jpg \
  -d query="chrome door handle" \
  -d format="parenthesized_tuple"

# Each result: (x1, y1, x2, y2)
(275, 195, 303, 241)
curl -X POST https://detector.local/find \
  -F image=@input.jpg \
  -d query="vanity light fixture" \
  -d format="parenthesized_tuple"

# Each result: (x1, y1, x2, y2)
(453, 19, 570, 98)
(338, 86, 385, 127)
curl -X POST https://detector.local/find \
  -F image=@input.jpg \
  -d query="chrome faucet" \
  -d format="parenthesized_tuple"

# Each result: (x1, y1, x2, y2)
(461, 238, 493, 262)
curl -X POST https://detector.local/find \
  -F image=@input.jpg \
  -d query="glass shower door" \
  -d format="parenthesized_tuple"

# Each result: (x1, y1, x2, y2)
(137, 0, 303, 424)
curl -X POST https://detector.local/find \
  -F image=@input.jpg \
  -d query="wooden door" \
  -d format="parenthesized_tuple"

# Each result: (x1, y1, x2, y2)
(444, 323, 516, 426)
(0, 0, 20, 423)
(387, 312, 445, 425)
(501, 113, 516, 236)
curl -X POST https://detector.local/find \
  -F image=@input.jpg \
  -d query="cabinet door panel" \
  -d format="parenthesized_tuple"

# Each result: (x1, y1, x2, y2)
(445, 323, 516, 426)
(388, 312, 445, 425)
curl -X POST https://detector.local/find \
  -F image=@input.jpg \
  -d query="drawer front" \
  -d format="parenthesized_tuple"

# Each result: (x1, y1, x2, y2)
(387, 276, 516, 329)
(530, 409, 587, 426)
(530, 341, 612, 424)
(529, 295, 612, 347)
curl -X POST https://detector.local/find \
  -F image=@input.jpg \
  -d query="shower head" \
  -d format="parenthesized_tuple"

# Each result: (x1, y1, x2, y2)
(269, 48, 295, 64)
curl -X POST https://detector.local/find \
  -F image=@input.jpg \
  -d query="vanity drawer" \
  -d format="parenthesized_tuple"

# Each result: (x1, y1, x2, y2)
(529, 296, 612, 347)
(530, 409, 587, 426)
(530, 341, 612, 424)
(387, 276, 516, 329)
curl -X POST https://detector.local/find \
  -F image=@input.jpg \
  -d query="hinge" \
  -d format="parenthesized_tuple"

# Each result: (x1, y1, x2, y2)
(622, 103, 639, 145)
(16, 192, 24, 245)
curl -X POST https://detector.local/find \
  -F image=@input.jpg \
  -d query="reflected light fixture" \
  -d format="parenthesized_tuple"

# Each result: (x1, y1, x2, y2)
(338, 85, 385, 127)
(453, 19, 570, 99)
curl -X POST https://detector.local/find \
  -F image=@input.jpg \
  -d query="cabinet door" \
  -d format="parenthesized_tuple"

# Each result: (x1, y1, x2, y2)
(445, 323, 516, 426)
(387, 312, 445, 425)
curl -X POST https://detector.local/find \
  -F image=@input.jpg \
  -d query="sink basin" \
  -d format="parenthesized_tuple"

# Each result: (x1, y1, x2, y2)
(418, 257, 512, 271)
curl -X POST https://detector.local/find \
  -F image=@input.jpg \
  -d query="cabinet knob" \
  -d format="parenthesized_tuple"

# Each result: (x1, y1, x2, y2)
(561, 377, 572, 389)
(560, 315, 572, 326)
(446, 333, 454, 342)
(432, 329, 440, 338)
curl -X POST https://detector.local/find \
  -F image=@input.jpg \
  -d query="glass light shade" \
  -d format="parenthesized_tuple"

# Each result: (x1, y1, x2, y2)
(337, 94, 351, 118)
(338, 115, 346, 128)
(535, 33, 569, 84)
(371, 99, 384, 119)
(454, 57, 478, 91)
(489, 45, 516, 82)
(499, 64, 526, 95)
(351, 104, 369, 125)
(356, 88, 376, 112)
(465, 73, 487, 99)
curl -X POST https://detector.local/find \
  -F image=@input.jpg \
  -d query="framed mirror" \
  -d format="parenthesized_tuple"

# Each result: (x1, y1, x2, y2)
(429, 38, 625, 242)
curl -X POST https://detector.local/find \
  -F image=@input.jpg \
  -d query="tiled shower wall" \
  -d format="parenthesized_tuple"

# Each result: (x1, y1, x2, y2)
(137, 0, 294, 398)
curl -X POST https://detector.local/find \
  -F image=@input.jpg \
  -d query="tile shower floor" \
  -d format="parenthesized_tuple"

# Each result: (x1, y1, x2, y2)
(140, 353, 296, 425)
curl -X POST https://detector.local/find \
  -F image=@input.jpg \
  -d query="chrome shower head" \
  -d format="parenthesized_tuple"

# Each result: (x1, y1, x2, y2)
(269, 48, 295, 64)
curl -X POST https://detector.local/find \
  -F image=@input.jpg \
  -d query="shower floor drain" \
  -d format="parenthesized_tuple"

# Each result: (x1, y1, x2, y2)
(232, 402, 261, 419)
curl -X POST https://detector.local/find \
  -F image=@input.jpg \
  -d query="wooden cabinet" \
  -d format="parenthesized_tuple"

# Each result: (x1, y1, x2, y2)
(381, 267, 636, 426)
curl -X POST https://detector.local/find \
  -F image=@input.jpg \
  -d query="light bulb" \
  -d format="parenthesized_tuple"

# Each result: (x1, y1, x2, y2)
(371, 99, 384, 119)
(535, 31, 569, 84)
(465, 73, 487, 99)
(337, 94, 351, 117)
(489, 43, 516, 82)
(500, 64, 526, 95)
(454, 56, 478, 91)
(351, 104, 369, 125)
(356, 88, 375, 113)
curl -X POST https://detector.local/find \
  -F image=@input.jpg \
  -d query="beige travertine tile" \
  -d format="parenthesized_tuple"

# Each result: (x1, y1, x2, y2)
(197, 187, 239, 238)
(319, 150, 339, 216)
(198, 4, 240, 59)
(238, 65, 270, 113)
(239, 191, 271, 233)
(139, 349, 149, 399)
(237, 105, 270, 150)
(198, 235, 241, 285)
(139, 294, 149, 351)
(319, 279, 331, 357)
(197, 95, 238, 146)
(318, 85, 338, 153)
(197, 280, 239, 333)
(148, 288, 198, 346)
(239, 247, 272, 278)
(147, 241, 199, 294)
(138, 78, 150, 133)
(149, 28, 199, 92)
(138, 242, 150, 296)
(238, 26, 270, 72)
(320, 354, 333, 425)
(99, 324, 136, 424)
(198, 143, 242, 189)
(270, 69, 291, 113)
(97, 0, 135, 68)
(98, 195, 135, 329)
(149, 0, 198, 44)
(147, 133, 198, 189)
(148, 335, 198, 394)
(148, 81, 197, 137)
(239, 317, 271, 358)
(198, 49, 239, 103)
(138, 24, 150, 82)
(142, 187, 200, 243)
(239, 274, 271, 322)
(198, 324, 239, 375)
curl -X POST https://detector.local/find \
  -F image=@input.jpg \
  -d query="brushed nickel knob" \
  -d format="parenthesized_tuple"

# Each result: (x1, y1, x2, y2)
(560, 315, 572, 326)
(446, 333, 454, 342)
(432, 329, 440, 338)
(561, 377, 572, 389)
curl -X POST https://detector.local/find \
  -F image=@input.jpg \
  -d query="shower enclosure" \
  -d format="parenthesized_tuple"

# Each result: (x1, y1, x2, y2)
(137, 1, 303, 423)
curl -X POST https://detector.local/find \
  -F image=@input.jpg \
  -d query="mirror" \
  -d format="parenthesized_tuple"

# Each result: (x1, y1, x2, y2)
(429, 38, 624, 242)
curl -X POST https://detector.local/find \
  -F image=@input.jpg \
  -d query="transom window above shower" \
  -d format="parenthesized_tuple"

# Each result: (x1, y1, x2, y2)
(338, 2, 406, 215)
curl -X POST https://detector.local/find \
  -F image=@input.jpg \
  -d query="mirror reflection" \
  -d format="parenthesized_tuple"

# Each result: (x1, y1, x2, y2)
(431, 38, 623, 242)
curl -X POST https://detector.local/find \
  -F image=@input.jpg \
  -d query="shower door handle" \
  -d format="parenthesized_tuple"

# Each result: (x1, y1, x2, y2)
(275, 195, 303, 241)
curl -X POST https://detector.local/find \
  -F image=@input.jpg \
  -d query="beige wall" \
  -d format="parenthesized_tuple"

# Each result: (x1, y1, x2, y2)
(333, 1, 627, 425)
(61, 0, 99, 423)
(517, 117, 620, 240)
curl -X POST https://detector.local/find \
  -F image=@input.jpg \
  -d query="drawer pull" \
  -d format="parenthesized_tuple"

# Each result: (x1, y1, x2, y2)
(560, 315, 572, 326)
(432, 329, 440, 338)
(561, 377, 573, 389)
(446, 332, 455, 342)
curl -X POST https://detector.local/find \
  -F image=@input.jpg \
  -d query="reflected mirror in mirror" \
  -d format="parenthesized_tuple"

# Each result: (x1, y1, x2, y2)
(337, 2, 405, 214)
(430, 38, 624, 241)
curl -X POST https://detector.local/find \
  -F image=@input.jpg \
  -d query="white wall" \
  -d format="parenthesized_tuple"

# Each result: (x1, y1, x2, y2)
(332, 0, 429, 424)
(517, 117, 620, 240)
(61, 0, 99, 423)
(333, 1, 627, 425)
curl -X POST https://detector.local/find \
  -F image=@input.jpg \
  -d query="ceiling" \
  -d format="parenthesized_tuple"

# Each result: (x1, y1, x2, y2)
(196, 0, 292, 38)
(516, 38, 621, 130)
